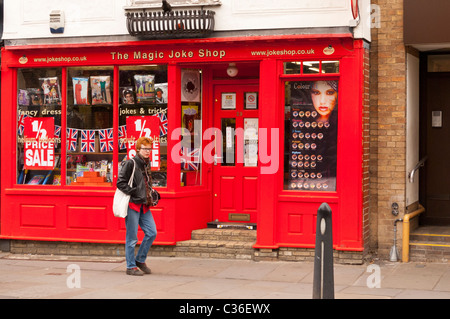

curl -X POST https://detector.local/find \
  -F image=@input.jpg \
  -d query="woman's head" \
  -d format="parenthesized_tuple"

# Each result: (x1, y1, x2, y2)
(310, 81, 338, 119)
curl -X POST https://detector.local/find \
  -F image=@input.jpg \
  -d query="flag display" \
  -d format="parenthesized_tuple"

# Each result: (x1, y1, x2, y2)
(80, 130, 96, 153)
(99, 128, 114, 152)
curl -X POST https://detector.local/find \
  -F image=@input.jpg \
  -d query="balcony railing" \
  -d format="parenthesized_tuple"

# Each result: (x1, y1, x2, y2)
(126, 10, 215, 39)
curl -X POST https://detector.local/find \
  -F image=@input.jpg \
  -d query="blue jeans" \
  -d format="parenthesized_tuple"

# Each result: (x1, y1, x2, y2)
(125, 206, 157, 269)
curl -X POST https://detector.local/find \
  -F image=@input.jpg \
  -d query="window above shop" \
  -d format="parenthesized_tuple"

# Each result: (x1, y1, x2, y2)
(283, 60, 340, 75)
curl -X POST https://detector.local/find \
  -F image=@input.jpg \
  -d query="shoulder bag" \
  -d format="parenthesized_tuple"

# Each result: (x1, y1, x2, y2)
(113, 159, 135, 218)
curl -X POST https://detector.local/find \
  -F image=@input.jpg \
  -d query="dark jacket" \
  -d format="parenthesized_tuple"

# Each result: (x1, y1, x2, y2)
(117, 155, 153, 205)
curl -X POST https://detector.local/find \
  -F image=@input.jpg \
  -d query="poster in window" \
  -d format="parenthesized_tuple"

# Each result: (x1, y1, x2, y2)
(221, 93, 236, 110)
(155, 83, 168, 104)
(134, 75, 155, 103)
(181, 69, 200, 102)
(182, 104, 199, 134)
(90, 76, 111, 104)
(39, 77, 61, 105)
(126, 116, 160, 170)
(23, 117, 55, 170)
(288, 81, 338, 191)
(120, 87, 135, 104)
(73, 77, 89, 105)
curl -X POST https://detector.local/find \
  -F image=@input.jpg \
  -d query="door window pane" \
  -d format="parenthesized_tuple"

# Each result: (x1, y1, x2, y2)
(221, 118, 236, 167)
(244, 118, 258, 167)
(17, 68, 62, 185)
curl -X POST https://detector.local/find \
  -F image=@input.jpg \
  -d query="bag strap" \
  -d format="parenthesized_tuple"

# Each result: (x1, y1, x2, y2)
(127, 159, 136, 187)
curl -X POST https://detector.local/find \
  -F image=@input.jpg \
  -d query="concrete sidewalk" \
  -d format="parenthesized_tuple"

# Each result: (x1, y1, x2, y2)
(0, 252, 449, 300)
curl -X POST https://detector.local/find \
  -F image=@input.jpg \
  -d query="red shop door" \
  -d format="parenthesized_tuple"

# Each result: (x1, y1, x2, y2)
(212, 84, 259, 223)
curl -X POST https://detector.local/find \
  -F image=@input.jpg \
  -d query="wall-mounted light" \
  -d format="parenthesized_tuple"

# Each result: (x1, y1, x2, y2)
(227, 63, 238, 77)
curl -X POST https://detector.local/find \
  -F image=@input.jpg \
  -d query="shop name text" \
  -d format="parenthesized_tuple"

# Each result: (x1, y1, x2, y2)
(110, 49, 226, 61)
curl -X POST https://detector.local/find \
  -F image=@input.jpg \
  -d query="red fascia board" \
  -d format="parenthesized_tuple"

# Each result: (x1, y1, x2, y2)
(4, 33, 354, 51)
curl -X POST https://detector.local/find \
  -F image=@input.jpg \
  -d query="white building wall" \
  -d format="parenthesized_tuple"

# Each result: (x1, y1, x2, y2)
(3, 0, 371, 42)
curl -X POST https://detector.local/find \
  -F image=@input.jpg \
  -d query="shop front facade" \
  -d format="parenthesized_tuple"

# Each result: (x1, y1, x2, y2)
(1, 0, 371, 261)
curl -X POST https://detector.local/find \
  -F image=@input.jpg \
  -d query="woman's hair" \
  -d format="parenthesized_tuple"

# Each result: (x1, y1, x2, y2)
(136, 136, 153, 150)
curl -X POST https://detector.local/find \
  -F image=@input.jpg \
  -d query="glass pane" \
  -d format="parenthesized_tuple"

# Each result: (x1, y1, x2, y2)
(322, 61, 340, 74)
(180, 69, 202, 186)
(284, 80, 339, 191)
(221, 118, 236, 167)
(17, 68, 62, 185)
(244, 118, 258, 167)
(303, 61, 320, 74)
(428, 55, 450, 72)
(66, 67, 114, 186)
(119, 65, 168, 187)
(283, 62, 301, 74)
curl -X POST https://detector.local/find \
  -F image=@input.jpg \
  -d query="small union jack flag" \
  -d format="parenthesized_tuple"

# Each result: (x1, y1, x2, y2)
(66, 128, 79, 152)
(53, 125, 61, 147)
(18, 114, 29, 135)
(157, 112, 168, 136)
(54, 125, 61, 138)
(80, 130, 96, 153)
(99, 128, 114, 152)
(180, 147, 200, 171)
(118, 125, 127, 150)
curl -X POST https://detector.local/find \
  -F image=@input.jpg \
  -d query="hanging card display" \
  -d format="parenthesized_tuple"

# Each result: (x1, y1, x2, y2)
(90, 76, 111, 104)
(73, 77, 89, 105)
(120, 87, 135, 104)
(18, 89, 30, 106)
(39, 77, 61, 105)
(155, 83, 168, 104)
(134, 75, 155, 103)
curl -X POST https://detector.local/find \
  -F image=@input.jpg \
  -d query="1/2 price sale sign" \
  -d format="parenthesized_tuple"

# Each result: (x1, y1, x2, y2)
(126, 116, 160, 170)
(23, 117, 55, 170)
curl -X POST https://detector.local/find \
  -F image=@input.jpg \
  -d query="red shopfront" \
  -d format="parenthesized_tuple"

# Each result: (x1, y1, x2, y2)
(1, 34, 366, 253)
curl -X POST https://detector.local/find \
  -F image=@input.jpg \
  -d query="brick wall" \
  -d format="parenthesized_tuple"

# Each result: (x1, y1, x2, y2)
(369, 0, 407, 258)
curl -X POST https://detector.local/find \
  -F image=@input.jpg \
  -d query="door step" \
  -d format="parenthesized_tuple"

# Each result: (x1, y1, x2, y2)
(409, 226, 450, 262)
(207, 221, 257, 230)
(175, 227, 257, 260)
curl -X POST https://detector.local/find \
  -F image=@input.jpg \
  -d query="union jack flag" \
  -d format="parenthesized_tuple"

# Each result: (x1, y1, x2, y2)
(66, 128, 79, 152)
(157, 112, 168, 136)
(54, 125, 61, 138)
(180, 147, 200, 171)
(54, 125, 61, 147)
(80, 130, 96, 153)
(118, 125, 127, 150)
(99, 128, 114, 152)
(18, 114, 29, 135)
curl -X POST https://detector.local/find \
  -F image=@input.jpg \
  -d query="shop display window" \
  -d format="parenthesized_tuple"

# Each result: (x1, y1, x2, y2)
(180, 69, 202, 186)
(283, 80, 338, 192)
(16, 68, 62, 185)
(66, 67, 114, 186)
(119, 65, 168, 187)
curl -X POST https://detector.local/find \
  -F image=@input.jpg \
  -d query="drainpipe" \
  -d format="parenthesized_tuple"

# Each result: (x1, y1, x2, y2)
(390, 218, 402, 262)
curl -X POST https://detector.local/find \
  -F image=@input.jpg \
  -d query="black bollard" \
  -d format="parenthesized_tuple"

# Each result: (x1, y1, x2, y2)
(312, 202, 334, 299)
